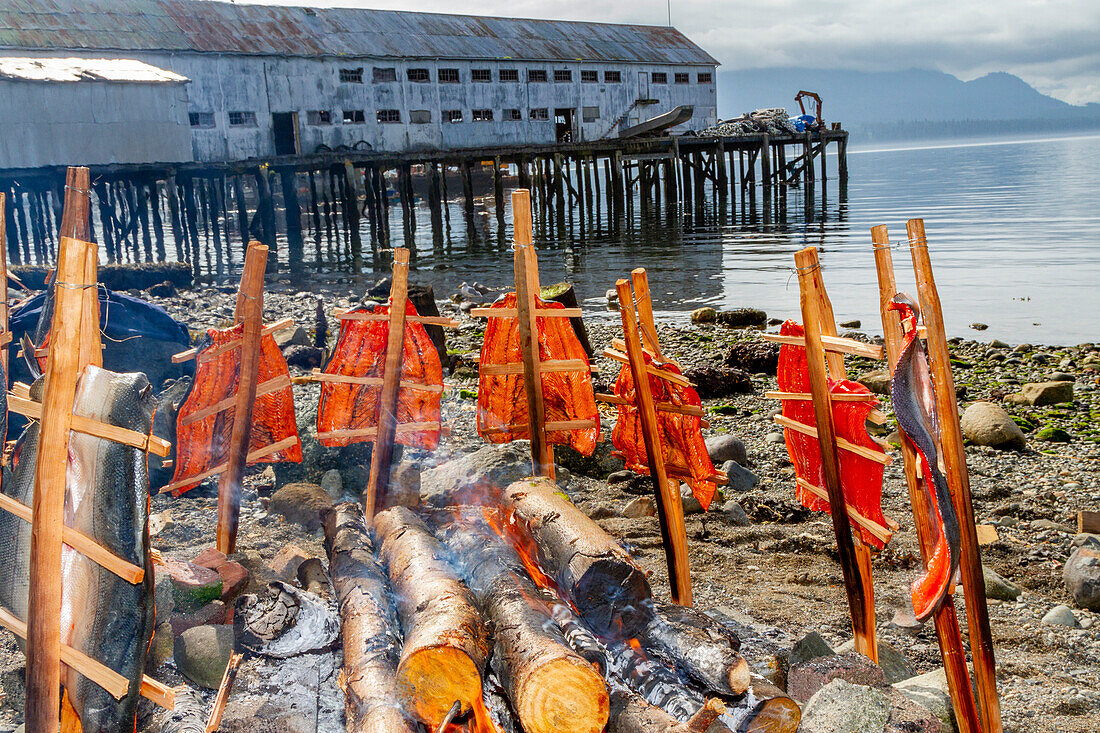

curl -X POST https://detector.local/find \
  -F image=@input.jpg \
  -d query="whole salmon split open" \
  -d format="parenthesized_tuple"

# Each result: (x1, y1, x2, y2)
(888, 295, 961, 622)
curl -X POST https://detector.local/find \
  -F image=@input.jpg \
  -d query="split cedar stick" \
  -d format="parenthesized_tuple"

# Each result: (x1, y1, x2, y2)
(7, 393, 172, 457)
(616, 277, 692, 606)
(872, 225, 980, 733)
(217, 241, 267, 553)
(793, 247, 875, 662)
(469, 306, 583, 319)
(170, 317, 294, 363)
(759, 332, 884, 359)
(373, 506, 489, 727)
(323, 503, 417, 733)
(630, 268, 663, 357)
(0, 191, 7, 379)
(26, 166, 91, 733)
(502, 477, 653, 635)
(364, 247, 411, 520)
(511, 190, 555, 478)
(907, 219, 1001, 733)
(438, 510, 609, 733)
(78, 239, 102, 370)
(205, 651, 242, 732)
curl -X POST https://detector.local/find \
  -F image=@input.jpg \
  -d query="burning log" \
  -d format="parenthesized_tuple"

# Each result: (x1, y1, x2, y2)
(372, 506, 490, 727)
(323, 503, 417, 733)
(610, 689, 728, 733)
(640, 600, 750, 697)
(502, 477, 653, 635)
(722, 676, 802, 733)
(484, 672, 522, 733)
(439, 511, 611, 733)
(539, 588, 608, 674)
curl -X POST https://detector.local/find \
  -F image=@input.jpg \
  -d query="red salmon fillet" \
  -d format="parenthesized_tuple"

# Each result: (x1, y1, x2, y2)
(777, 320, 889, 548)
(170, 325, 301, 494)
(610, 354, 718, 510)
(316, 301, 443, 450)
(476, 293, 599, 455)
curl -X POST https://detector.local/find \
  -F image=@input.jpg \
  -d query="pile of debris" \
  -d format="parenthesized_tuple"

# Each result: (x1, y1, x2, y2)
(693, 109, 806, 138)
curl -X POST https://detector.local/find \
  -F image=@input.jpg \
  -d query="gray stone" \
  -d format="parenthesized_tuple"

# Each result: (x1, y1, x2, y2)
(319, 469, 343, 500)
(270, 482, 333, 531)
(982, 566, 1022, 601)
(174, 624, 235, 689)
(622, 496, 656, 518)
(885, 688, 944, 732)
(147, 622, 174, 670)
(680, 484, 703, 515)
(1030, 518, 1073, 533)
(691, 307, 717, 324)
(894, 668, 955, 733)
(274, 324, 311, 348)
(721, 459, 760, 492)
(858, 370, 892, 396)
(1019, 380, 1074, 405)
(1071, 533, 1100, 551)
(788, 630, 835, 668)
(799, 679, 890, 733)
(1041, 604, 1079, 627)
(960, 402, 1026, 450)
(1063, 546, 1100, 610)
(836, 639, 916, 684)
(420, 442, 532, 505)
(1050, 371, 1076, 382)
(705, 434, 748, 466)
(154, 570, 175, 623)
(788, 652, 888, 703)
(990, 339, 1010, 349)
(840, 319, 862, 329)
(765, 431, 785, 444)
(607, 470, 634, 484)
(721, 500, 750, 526)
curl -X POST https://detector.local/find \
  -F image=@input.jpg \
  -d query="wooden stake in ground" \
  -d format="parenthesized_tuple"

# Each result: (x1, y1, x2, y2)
(0, 190, 8, 379)
(792, 246, 875, 660)
(615, 277, 693, 606)
(364, 247, 412, 519)
(25, 167, 92, 733)
(907, 219, 1001, 733)
(871, 225, 981, 733)
(217, 241, 268, 553)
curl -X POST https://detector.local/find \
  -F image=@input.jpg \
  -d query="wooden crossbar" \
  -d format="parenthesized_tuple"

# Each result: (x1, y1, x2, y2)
(480, 359, 596, 376)
(336, 311, 460, 328)
(308, 369, 444, 392)
(760, 332, 884, 359)
(594, 392, 704, 418)
(664, 465, 728, 484)
(170, 317, 294, 364)
(774, 414, 891, 465)
(316, 422, 440, 442)
(8, 394, 172, 458)
(160, 435, 299, 494)
(479, 419, 599, 436)
(795, 478, 893, 545)
(765, 391, 889, 425)
(602, 349, 691, 388)
(610, 337, 674, 366)
(181, 374, 293, 427)
(468, 306, 583, 319)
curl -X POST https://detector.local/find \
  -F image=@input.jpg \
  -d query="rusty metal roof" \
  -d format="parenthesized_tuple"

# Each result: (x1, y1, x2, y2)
(0, 54, 187, 82)
(0, 0, 719, 65)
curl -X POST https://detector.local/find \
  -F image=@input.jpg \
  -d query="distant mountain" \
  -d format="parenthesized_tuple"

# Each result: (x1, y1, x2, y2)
(717, 68, 1100, 135)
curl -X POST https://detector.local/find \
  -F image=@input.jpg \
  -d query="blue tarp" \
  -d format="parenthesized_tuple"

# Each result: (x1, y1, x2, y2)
(10, 286, 190, 345)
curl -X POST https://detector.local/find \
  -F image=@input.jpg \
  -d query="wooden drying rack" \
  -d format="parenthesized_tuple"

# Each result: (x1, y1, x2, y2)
(871, 221, 999, 733)
(764, 246, 893, 662)
(470, 189, 598, 480)
(0, 169, 175, 733)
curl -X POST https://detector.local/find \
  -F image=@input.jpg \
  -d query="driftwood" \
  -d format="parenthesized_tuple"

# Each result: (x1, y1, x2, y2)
(610, 690, 728, 733)
(640, 600, 750, 696)
(502, 477, 653, 635)
(439, 510, 610, 733)
(323, 503, 417, 733)
(373, 506, 489, 727)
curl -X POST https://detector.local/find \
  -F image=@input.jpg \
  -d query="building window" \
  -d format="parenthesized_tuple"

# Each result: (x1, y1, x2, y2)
(499, 68, 519, 82)
(581, 70, 598, 83)
(438, 68, 460, 83)
(342, 110, 366, 124)
(582, 106, 600, 123)
(189, 112, 215, 128)
(377, 109, 401, 123)
(409, 109, 431, 124)
(471, 69, 491, 82)
(697, 72, 713, 84)
(444, 109, 463, 123)
(228, 111, 257, 127)
(651, 72, 668, 84)
(530, 107, 549, 121)
(472, 109, 494, 122)
(603, 70, 621, 83)
(307, 110, 332, 126)
(505, 108, 522, 121)
(528, 69, 548, 83)
(339, 67, 363, 83)
(553, 69, 572, 83)
(372, 67, 397, 83)
(674, 72, 690, 84)
(406, 68, 430, 83)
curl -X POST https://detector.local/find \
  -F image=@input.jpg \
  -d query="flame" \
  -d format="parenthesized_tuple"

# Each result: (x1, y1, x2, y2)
(480, 505, 558, 594)
(469, 696, 501, 733)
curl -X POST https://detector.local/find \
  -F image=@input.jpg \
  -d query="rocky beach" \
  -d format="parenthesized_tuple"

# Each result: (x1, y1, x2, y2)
(0, 276, 1097, 733)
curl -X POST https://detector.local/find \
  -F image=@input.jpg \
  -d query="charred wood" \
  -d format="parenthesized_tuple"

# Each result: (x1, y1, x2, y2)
(610, 689, 728, 733)
(640, 600, 750, 696)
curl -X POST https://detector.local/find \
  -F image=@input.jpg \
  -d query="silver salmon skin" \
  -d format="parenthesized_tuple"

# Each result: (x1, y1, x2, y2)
(0, 366, 156, 732)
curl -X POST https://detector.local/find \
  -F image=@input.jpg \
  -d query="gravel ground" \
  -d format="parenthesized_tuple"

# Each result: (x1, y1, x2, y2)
(0, 275, 1096, 732)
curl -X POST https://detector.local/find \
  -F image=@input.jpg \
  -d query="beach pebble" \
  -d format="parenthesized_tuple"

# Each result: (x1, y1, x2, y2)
(766, 431, 785, 444)
(147, 622, 174, 670)
(148, 510, 174, 538)
(1041, 605, 1079, 627)
(722, 459, 760, 492)
(282, 344, 324, 369)
(1064, 546, 1100, 610)
(983, 565, 1023, 601)
(1019, 380, 1074, 405)
(274, 324, 310, 348)
(622, 496, 656, 518)
(857, 369, 891, 396)
(960, 401, 1027, 450)
(706, 434, 748, 466)
(175, 624, 235, 689)
(721, 500, 750, 526)
(680, 484, 703, 515)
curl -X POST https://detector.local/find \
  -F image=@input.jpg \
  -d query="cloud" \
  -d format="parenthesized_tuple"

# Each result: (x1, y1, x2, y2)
(245, 0, 1100, 104)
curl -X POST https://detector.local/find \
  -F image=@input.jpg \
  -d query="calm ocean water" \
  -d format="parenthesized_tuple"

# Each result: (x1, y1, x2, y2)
(341, 132, 1100, 345)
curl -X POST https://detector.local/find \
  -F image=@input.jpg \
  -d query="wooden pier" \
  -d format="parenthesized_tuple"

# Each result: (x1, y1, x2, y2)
(0, 129, 848, 278)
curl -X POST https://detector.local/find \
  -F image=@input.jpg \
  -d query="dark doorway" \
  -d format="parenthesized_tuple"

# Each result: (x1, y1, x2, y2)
(272, 112, 299, 155)
(554, 108, 575, 143)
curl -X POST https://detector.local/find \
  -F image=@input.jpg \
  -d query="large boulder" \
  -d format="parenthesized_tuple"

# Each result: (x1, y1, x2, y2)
(725, 341, 780, 375)
(787, 652, 887, 703)
(705, 435, 749, 466)
(801, 679, 942, 733)
(835, 640, 915, 684)
(893, 668, 955, 733)
(960, 402, 1026, 450)
(682, 365, 753, 398)
(1063, 546, 1100, 610)
(420, 442, 533, 505)
(174, 624, 234, 689)
(1019, 381, 1074, 406)
(715, 308, 767, 328)
(269, 482, 334, 531)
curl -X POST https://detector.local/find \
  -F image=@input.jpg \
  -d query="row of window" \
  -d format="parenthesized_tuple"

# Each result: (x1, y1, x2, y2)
(340, 66, 713, 85)
(190, 107, 601, 128)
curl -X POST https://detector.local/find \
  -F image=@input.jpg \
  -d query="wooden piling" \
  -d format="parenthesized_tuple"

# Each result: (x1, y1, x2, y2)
(461, 160, 475, 222)
(493, 156, 506, 233)
(280, 169, 305, 272)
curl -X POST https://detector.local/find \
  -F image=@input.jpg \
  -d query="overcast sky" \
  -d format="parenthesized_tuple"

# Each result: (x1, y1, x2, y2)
(248, 0, 1100, 104)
